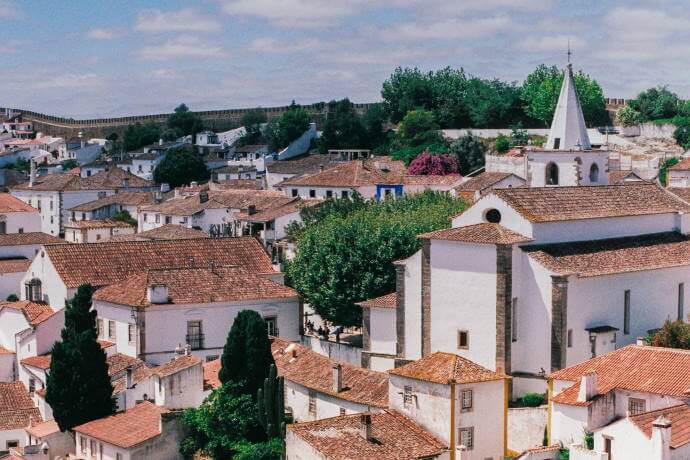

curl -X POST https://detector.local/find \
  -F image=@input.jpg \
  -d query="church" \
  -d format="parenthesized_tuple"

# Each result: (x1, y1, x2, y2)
(363, 64, 690, 396)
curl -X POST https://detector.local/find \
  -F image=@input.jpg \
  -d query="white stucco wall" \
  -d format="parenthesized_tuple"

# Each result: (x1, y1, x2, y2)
(21, 251, 69, 309)
(284, 379, 378, 423)
(401, 250, 422, 360)
(369, 308, 396, 356)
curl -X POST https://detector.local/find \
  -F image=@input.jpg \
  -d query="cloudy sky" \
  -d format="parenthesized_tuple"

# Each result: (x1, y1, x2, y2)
(1, 0, 688, 117)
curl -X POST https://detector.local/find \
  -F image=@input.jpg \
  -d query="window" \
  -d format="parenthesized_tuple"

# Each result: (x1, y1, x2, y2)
(29, 378, 35, 395)
(116, 453, 123, 460)
(0, 222, 6, 235)
(459, 427, 474, 449)
(545, 162, 559, 185)
(80, 437, 87, 453)
(553, 138, 561, 149)
(96, 234, 101, 241)
(165, 216, 171, 224)
(49, 200, 53, 211)
(341, 190, 349, 199)
(182, 217, 188, 224)
(187, 320, 203, 350)
(291, 189, 298, 197)
(457, 330, 469, 349)
(326, 190, 333, 198)
(264, 317, 278, 336)
(484, 209, 501, 224)
(155, 214, 160, 223)
(5, 440, 18, 449)
(384, 188, 392, 197)
(143, 213, 148, 222)
(97, 319, 103, 338)
(624, 290, 631, 334)
(340, 407, 346, 416)
(90, 439, 96, 458)
(206, 355, 219, 362)
(309, 189, 316, 198)
(589, 163, 599, 183)
(128, 324, 135, 343)
(403, 385, 413, 408)
(461, 389, 473, 411)
(567, 329, 573, 348)
(17, 227, 23, 233)
(628, 398, 646, 415)
(98, 191, 106, 199)
(25, 279, 42, 302)
(511, 298, 518, 342)
(37, 199, 41, 211)
(108, 320, 116, 340)
(308, 390, 317, 416)
(679, 283, 685, 321)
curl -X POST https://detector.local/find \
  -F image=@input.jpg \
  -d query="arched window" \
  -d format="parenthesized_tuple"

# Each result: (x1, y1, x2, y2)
(484, 208, 502, 224)
(24, 278, 41, 302)
(546, 162, 559, 185)
(589, 163, 599, 183)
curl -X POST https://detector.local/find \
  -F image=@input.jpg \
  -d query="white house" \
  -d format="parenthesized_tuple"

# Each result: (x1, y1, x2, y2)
(20, 236, 281, 309)
(116, 152, 164, 181)
(63, 219, 135, 243)
(58, 138, 104, 165)
(92, 266, 299, 364)
(388, 352, 508, 460)
(72, 401, 184, 460)
(213, 165, 257, 181)
(548, 345, 690, 455)
(453, 172, 526, 204)
(358, 293, 397, 371)
(286, 410, 449, 460)
(0, 381, 42, 453)
(0, 193, 41, 234)
(0, 232, 63, 301)
(24, 419, 74, 460)
(485, 64, 610, 188)
(668, 158, 690, 188)
(68, 191, 156, 224)
(369, 182, 690, 397)
(265, 153, 336, 191)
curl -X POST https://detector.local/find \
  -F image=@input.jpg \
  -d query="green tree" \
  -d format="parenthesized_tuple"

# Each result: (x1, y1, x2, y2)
(319, 99, 367, 153)
(659, 157, 680, 186)
(521, 64, 607, 127)
(674, 122, 690, 149)
(628, 87, 680, 121)
(45, 284, 115, 432)
(62, 159, 79, 171)
(6, 294, 18, 301)
(510, 125, 530, 146)
(123, 121, 161, 152)
(266, 104, 311, 152)
(167, 103, 204, 139)
(449, 133, 487, 174)
(14, 158, 30, 173)
(650, 319, 690, 349)
(463, 78, 523, 128)
(287, 192, 466, 325)
(180, 382, 269, 459)
(616, 105, 643, 127)
(494, 134, 510, 153)
(219, 310, 275, 398)
(111, 210, 137, 227)
(361, 103, 389, 152)
(256, 364, 284, 439)
(153, 145, 210, 188)
(237, 110, 268, 146)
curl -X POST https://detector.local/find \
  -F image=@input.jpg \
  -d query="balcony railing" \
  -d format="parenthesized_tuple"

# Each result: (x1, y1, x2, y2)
(186, 333, 204, 350)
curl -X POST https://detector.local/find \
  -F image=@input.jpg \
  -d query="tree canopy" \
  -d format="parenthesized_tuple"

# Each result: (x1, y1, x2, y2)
(287, 191, 467, 325)
(407, 151, 458, 175)
(123, 121, 161, 152)
(167, 103, 204, 139)
(45, 284, 115, 432)
(153, 145, 210, 187)
(650, 320, 690, 349)
(237, 110, 268, 146)
(318, 99, 368, 153)
(266, 103, 311, 152)
(628, 87, 680, 121)
(449, 133, 487, 175)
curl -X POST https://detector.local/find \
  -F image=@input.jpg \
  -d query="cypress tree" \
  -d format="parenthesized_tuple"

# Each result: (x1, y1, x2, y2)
(46, 284, 115, 432)
(219, 310, 275, 398)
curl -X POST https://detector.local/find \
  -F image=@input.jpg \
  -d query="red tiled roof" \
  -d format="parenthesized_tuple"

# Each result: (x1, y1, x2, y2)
(110, 224, 209, 242)
(12, 168, 152, 192)
(280, 158, 406, 188)
(490, 184, 690, 222)
(203, 359, 221, 391)
(667, 187, 690, 203)
(93, 266, 297, 307)
(0, 301, 58, 326)
(288, 410, 447, 459)
(419, 223, 533, 245)
(402, 175, 462, 186)
(266, 154, 336, 175)
(272, 338, 388, 408)
(669, 158, 690, 171)
(153, 354, 201, 378)
(609, 170, 644, 185)
(43, 236, 275, 288)
(630, 404, 690, 449)
(0, 381, 42, 430)
(389, 351, 505, 385)
(0, 193, 37, 213)
(211, 179, 262, 190)
(74, 401, 168, 448)
(524, 232, 690, 277)
(0, 232, 63, 246)
(356, 293, 396, 309)
(26, 419, 59, 438)
(454, 172, 519, 192)
(551, 345, 690, 406)
(0, 258, 31, 274)
(235, 198, 320, 223)
(20, 354, 51, 370)
(64, 219, 133, 229)
(68, 192, 155, 212)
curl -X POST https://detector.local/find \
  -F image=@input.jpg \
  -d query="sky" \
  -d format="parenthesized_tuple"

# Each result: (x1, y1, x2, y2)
(1, 0, 688, 118)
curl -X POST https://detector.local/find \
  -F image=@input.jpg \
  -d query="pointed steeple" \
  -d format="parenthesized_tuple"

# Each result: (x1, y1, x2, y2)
(545, 64, 591, 151)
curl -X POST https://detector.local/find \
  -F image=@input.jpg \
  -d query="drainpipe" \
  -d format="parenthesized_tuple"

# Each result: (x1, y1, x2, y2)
(449, 379, 456, 460)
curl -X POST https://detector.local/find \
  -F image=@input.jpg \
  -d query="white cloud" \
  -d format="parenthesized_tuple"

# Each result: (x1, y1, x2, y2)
(0, 0, 18, 19)
(137, 36, 228, 60)
(248, 37, 321, 53)
(382, 16, 511, 41)
(135, 8, 222, 33)
(33, 73, 104, 90)
(515, 35, 586, 52)
(604, 7, 690, 41)
(217, 0, 365, 27)
(86, 28, 118, 40)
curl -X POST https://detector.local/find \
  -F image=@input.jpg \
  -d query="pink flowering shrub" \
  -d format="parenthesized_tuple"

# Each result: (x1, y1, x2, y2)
(408, 151, 459, 175)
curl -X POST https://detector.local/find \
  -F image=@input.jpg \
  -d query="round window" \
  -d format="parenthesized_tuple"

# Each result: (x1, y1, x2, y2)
(485, 208, 501, 223)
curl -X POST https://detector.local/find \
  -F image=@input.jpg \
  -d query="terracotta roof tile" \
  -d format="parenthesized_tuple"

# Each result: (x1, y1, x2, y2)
(140, 190, 290, 216)
(524, 232, 690, 277)
(669, 158, 690, 171)
(0, 301, 58, 326)
(110, 224, 209, 242)
(0, 346, 13, 355)
(551, 345, 690, 405)
(0, 232, 63, 246)
(667, 187, 690, 203)
(389, 351, 505, 385)
(609, 170, 645, 185)
(0, 193, 37, 213)
(153, 354, 201, 378)
(20, 355, 51, 370)
(402, 175, 462, 186)
(93, 266, 297, 307)
(0, 258, 31, 274)
(74, 401, 168, 448)
(454, 172, 519, 192)
(68, 192, 156, 212)
(235, 198, 320, 223)
(280, 158, 406, 188)
(13, 168, 151, 192)
(272, 338, 388, 408)
(25, 419, 59, 438)
(266, 154, 336, 175)
(491, 184, 690, 222)
(64, 219, 134, 229)
(419, 223, 533, 245)
(630, 404, 690, 449)
(203, 359, 221, 391)
(288, 410, 447, 459)
(211, 179, 262, 190)
(43, 236, 275, 288)
(0, 381, 42, 430)
(356, 293, 396, 309)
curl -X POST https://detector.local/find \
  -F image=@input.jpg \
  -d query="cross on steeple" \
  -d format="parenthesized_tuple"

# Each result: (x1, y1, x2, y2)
(567, 39, 572, 64)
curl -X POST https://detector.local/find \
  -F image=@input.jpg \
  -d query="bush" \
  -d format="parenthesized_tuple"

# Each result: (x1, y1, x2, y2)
(495, 135, 510, 153)
(659, 157, 680, 186)
(407, 151, 459, 175)
(519, 393, 545, 407)
(674, 123, 690, 149)
(449, 133, 486, 174)
(616, 106, 642, 127)
(6, 294, 17, 302)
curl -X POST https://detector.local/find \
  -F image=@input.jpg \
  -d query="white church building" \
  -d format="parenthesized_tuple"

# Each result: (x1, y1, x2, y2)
(364, 64, 690, 396)
(485, 63, 610, 187)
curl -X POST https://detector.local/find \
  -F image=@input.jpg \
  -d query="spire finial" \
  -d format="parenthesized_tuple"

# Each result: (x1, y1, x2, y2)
(567, 39, 572, 64)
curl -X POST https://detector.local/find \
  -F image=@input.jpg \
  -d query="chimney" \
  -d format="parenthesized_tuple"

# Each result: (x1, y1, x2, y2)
(319, 165, 324, 172)
(147, 283, 169, 304)
(332, 363, 342, 393)
(359, 414, 372, 442)
(637, 337, 647, 346)
(651, 415, 672, 460)
(577, 371, 598, 402)
(159, 138, 163, 146)
(126, 366, 134, 389)
(154, 191, 163, 203)
(199, 191, 209, 203)
(184, 344, 191, 356)
(29, 159, 35, 187)
(160, 183, 170, 193)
